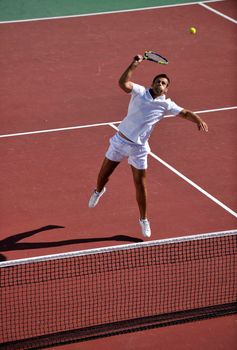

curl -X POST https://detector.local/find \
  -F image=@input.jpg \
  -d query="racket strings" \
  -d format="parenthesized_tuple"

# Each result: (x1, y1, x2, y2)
(144, 51, 168, 65)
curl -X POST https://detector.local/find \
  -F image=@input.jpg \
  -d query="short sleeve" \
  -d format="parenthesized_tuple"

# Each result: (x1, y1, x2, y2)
(131, 83, 146, 96)
(166, 99, 183, 116)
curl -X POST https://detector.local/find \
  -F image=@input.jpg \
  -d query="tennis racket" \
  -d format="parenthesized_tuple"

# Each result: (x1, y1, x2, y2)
(143, 51, 168, 65)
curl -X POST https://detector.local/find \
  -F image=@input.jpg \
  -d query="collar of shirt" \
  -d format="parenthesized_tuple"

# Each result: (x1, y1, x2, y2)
(147, 89, 166, 101)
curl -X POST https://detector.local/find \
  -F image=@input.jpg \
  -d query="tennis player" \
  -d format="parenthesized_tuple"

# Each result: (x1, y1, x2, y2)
(89, 54, 208, 238)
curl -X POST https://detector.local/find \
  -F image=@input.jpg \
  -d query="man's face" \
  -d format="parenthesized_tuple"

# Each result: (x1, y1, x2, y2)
(151, 77, 169, 96)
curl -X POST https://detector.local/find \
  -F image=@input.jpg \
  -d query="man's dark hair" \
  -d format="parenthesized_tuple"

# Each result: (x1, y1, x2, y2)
(152, 74, 170, 86)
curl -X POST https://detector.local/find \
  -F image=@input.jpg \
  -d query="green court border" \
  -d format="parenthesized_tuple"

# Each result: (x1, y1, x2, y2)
(0, 0, 224, 22)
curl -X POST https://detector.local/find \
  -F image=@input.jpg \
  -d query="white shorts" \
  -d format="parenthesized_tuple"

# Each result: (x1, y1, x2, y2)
(105, 133, 151, 170)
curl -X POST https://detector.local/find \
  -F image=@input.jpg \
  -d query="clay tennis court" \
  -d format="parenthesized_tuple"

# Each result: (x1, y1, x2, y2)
(1, 1, 237, 349)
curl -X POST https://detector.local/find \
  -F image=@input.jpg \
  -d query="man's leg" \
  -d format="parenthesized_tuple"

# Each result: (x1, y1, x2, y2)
(88, 157, 120, 208)
(130, 165, 147, 219)
(96, 158, 120, 192)
(131, 165, 151, 238)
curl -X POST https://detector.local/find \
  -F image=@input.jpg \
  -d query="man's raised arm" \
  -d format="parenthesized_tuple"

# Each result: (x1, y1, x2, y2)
(118, 54, 143, 93)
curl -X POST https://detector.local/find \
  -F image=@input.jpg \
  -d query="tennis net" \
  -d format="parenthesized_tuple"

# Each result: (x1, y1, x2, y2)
(0, 230, 236, 349)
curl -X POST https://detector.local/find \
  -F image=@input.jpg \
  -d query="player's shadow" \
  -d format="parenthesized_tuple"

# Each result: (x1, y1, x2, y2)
(0, 225, 143, 261)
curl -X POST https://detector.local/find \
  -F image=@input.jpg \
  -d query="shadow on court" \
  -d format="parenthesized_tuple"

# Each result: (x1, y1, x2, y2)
(0, 225, 143, 261)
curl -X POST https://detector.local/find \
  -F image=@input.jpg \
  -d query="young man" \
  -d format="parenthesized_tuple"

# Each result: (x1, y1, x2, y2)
(88, 54, 208, 238)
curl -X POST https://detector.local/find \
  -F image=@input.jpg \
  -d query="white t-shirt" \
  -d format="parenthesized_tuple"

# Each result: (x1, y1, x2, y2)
(118, 83, 183, 145)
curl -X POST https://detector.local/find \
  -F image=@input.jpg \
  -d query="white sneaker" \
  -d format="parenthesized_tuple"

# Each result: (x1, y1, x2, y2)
(88, 187, 106, 208)
(139, 219, 151, 238)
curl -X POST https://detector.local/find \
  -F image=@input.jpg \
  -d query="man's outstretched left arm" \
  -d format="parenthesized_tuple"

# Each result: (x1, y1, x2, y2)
(179, 109, 208, 132)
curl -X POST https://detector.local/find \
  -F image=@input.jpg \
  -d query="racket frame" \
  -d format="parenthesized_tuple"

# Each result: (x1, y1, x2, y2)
(143, 50, 168, 65)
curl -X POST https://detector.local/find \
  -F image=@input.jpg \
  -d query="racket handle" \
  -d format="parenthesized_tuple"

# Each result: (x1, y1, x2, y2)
(134, 55, 143, 62)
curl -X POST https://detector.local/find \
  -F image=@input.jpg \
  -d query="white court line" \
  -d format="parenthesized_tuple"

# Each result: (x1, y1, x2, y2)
(0, 0, 225, 24)
(0, 105, 236, 139)
(200, 2, 237, 24)
(0, 120, 121, 139)
(108, 123, 237, 219)
(165, 105, 237, 118)
(150, 152, 237, 218)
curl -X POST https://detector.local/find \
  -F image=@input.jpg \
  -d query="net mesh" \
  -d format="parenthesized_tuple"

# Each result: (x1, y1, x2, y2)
(0, 230, 236, 349)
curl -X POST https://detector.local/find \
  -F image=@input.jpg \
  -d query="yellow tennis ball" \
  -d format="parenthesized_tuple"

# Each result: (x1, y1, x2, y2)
(189, 27, 197, 34)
